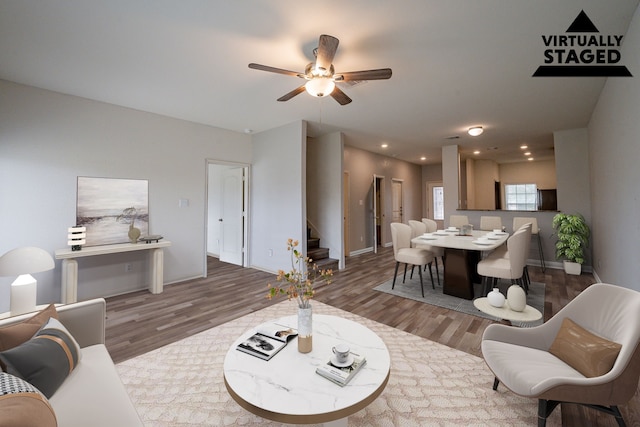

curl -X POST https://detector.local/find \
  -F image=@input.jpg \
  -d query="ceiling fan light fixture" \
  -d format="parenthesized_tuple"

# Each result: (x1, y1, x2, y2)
(468, 126, 484, 137)
(305, 77, 335, 98)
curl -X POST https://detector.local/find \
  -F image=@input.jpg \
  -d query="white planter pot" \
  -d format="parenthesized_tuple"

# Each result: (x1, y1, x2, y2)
(563, 261, 582, 275)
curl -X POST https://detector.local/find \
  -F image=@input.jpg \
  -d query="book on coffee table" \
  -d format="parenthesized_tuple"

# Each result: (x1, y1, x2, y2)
(236, 323, 298, 361)
(316, 353, 366, 386)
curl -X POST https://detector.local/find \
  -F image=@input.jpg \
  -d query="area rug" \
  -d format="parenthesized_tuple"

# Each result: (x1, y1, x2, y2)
(116, 301, 560, 426)
(373, 273, 545, 327)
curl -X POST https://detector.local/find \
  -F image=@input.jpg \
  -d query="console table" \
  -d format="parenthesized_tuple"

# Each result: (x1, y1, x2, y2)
(54, 240, 171, 303)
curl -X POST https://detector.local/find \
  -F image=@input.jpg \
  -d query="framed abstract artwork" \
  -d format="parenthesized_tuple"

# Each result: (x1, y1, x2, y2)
(76, 177, 149, 246)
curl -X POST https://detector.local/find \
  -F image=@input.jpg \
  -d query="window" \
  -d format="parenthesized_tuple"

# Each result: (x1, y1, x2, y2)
(432, 186, 444, 220)
(505, 184, 537, 211)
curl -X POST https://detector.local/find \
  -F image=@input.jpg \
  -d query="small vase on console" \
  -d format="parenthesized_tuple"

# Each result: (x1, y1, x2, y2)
(297, 305, 312, 353)
(487, 288, 505, 307)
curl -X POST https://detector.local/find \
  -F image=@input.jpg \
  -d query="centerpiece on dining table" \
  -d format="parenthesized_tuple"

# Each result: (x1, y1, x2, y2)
(267, 238, 333, 353)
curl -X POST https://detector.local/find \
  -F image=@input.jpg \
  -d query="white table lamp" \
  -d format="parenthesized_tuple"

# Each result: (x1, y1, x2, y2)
(0, 247, 55, 316)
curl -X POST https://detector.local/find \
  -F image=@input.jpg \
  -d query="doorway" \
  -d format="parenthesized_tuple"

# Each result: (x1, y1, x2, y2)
(427, 181, 444, 229)
(343, 171, 350, 256)
(206, 161, 249, 275)
(391, 179, 403, 224)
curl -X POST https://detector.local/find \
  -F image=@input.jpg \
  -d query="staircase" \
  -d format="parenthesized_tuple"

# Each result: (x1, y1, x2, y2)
(307, 237, 339, 272)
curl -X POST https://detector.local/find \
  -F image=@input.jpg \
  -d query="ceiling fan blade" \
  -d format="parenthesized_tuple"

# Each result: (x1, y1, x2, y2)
(277, 85, 306, 102)
(315, 35, 339, 72)
(330, 87, 352, 105)
(335, 68, 393, 81)
(248, 63, 302, 77)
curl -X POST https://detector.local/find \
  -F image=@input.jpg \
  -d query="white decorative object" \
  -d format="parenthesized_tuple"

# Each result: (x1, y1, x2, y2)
(487, 288, 505, 308)
(67, 226, 86, 251)
(507, 285, 527, 312)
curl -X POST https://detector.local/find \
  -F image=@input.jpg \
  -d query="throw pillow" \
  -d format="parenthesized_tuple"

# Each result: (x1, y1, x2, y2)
(0, 304, 58, 351)
(0, 317, 81, 398)
(549, 317, 622, 378)
(0, 371, 57, 427)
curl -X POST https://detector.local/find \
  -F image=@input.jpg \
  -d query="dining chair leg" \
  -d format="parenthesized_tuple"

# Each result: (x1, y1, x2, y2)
(403, 263, 408, 283)
(536, 234, 546, 273)
(392, 261, 400, 289)
(434, 258, 441, 286)
(418, 265, 425, 297)
(427, 263, 435, 289)
(410, 265, 415, 280)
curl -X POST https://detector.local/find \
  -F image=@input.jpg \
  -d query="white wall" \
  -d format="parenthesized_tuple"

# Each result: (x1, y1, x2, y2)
(553, 128, 592, 220)
(249, 121, 306, 273)
(588, 4, 640, 291)
(0, 80, 252, 312)
(307, 132, 344, 268)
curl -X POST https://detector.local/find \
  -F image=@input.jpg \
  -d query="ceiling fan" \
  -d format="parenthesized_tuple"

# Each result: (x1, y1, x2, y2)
(248, 34, 392, 105)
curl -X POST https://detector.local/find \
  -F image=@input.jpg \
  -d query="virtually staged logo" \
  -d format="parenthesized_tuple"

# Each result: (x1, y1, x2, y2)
(533, 10, 632, 77)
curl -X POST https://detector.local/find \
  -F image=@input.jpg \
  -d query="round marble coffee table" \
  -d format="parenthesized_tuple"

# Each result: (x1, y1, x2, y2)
(223, 314, 390, 426)
(473, 297, 542, 324)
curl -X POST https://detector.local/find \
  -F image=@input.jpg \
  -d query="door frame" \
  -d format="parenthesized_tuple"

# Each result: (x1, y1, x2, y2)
(372, 174, 385, 253)
(205, 159, 250, 277)
(391, 178, 404, 224)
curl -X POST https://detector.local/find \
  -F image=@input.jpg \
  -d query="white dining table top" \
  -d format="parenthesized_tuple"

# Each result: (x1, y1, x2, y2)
(411, 229, 509, 251)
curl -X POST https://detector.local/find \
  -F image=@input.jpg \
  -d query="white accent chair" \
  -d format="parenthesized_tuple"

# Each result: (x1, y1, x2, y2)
(481, 283, 640, 427)
(449, 215, 469, 229)
(480, 215, 502, 231)
(513, 216, 545, 272)
(390, 222, 436, 297)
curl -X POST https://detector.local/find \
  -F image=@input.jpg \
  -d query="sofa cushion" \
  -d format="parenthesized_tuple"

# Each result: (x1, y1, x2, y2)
(549, 317, 622, 378)
(49, 344, 143, 427)
(0, 371, 57, 427)
(0, 317, 81, 398)
(0, 304, 58, 351)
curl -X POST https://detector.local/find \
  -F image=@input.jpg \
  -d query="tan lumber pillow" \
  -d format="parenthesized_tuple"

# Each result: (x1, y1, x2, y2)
(549, 317, 622, 378)
(0, 304, 58, 352)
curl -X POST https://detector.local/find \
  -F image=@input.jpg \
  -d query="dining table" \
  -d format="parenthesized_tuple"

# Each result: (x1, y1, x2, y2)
(411, 229, 509, 300)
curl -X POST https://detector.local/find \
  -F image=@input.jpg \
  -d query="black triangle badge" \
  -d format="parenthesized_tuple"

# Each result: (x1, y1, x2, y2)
(566, 10, 599, 33)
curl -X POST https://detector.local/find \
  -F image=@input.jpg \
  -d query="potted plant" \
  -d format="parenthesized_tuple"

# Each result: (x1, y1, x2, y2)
(551, 213, 590, 275)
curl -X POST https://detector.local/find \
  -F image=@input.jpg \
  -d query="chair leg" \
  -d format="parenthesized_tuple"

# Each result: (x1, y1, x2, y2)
(418, 265, 425, 297)
(410, 264, 414, 280)
(392, 262, 400, 289)
(537, 399, 560, 427)
(536, 233, 546, 273)
(403, 263, 408, 283)
(582, 404, 627, 427)
(427, 263, 435, 289)
(434, 258, 441, 286)
(492, 377, 499, 390)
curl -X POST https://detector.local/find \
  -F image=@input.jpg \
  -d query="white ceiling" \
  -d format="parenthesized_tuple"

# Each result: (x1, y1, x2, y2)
(1, 1, 638, 165)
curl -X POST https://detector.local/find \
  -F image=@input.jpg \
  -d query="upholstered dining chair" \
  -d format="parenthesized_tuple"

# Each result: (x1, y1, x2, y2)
(421, 217, 445, 267)
(480, 215, 502, 231)
(390, 222, 436, 297)
(477, 227, 529, 295)
(513, 216, 545, 272)
(408, 220, 440, 287)
(481, 283, 640, 427)
(449, 214, 469, 229)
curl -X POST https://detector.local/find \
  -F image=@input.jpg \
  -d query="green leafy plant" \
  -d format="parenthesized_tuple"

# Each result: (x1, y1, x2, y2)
(552, 213, 590, 264)
(267, 238, 333, 308)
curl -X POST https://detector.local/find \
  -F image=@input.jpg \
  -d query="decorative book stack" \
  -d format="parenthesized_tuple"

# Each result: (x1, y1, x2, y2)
(316, 353, 366, 386)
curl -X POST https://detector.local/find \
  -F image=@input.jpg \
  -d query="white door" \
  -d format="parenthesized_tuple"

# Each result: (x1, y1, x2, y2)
(220, 167, 244, 266)
(391, 180, 403, 223)
(372, 175, 378, 254)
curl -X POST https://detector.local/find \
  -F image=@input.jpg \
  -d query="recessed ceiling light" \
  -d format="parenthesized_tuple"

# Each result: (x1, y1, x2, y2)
(468, 126, 483, 136)
(473, 150, 480, 155)
(381, 143, 388, 148)
(524, 152, 531, 156)
(520, 145, 528, 149)
(420, 156, 427, 161)
(528, 157, 534, 161)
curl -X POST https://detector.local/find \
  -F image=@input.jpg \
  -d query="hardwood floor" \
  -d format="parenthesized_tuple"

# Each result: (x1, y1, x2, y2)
(105, 246, 638, 426)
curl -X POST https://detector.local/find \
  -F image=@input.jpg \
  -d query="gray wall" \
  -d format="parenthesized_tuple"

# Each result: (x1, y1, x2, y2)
(588, 4, 640, 291)
(0, 80, 253, 311)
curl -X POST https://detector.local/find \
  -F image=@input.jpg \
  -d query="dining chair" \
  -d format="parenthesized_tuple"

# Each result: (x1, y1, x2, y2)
(481, 283, 640, 427)
(513, 217, 545, 272)
(449, 215, 469, 229)
(477, 228, 529, 295)
(390, 223, 436, 296)
(408, 220, 440, 287)
(480, 216, 502, 231)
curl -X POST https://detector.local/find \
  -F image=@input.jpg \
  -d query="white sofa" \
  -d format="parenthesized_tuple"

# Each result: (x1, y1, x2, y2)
(0, 298, 143, 427)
